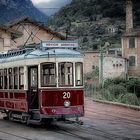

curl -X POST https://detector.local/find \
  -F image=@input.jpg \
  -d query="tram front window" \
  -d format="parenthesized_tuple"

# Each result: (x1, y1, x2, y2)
(41, 63, 56, 87)
(58, 62, 73, 86)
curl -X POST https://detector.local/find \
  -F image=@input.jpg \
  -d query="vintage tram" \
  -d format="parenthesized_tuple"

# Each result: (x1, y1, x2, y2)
(0, 41, 84, 124)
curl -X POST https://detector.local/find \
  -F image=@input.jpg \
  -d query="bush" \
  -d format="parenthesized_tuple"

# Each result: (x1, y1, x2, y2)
(107, 84, 127, 98)
(120, 93, 140, 106)
(104, 77, 126, 88)
(97, 88, 114, 101)
(126, 78, 140, 97)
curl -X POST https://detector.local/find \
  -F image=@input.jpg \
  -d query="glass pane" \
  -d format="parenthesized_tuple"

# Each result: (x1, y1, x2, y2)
(58, 62, 73, 86)
(0, 69, 3, 89)
(9, 68, 13, 89)
(75, 63, 83, 86)
(0, 38, 4, 51)
(19, 67, 24, 89)
(129, 37, 135, 48)
(129, 56, 135, 66)
(14, 67, 18, 89)
(4, 69, 7, 89)
(30, 68, 37, 87)
(41, 63, 56, 87)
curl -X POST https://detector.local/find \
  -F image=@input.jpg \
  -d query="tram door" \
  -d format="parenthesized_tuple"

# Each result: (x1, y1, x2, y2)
(28, 66, 39, 109)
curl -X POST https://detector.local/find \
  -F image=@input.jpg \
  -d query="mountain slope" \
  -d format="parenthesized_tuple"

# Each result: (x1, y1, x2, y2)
(0, 0, 48, 24)
(47, 0, 140, 50)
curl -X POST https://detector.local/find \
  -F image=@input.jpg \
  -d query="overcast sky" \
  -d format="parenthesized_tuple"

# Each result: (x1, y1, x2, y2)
(31, 0, 71, 16)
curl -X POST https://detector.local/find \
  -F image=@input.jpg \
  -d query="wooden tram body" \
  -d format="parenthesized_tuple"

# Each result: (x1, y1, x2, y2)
(0, 41, 84, 124)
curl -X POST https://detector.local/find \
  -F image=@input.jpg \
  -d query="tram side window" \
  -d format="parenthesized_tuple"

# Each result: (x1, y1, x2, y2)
(4, 69, 8, 89)
(0, 69, 3, 89)
(41, 63, 56, 87)
(14, 67, 19, 89)
(19, 67, 24, 89)
(75, 62, 83, 86)
(9, 68, 13, 89)
(58, 62, 73, 86)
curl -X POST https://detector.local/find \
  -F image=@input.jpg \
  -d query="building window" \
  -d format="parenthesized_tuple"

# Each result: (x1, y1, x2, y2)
(129, 37, 135, 48)
(92, 65, 95, 69)
(129, 56, 136, 66)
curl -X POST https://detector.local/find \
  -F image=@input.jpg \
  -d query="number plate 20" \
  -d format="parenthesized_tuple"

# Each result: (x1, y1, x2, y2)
(63, 92, 71, 99)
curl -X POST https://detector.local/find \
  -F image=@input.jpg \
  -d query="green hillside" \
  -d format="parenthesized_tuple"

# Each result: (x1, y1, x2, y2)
(47, 0, 140, 50)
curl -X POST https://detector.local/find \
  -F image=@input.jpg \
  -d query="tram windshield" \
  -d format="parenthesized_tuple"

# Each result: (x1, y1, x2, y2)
(58, 62, 73, 86)
(40, 62, 83, 87)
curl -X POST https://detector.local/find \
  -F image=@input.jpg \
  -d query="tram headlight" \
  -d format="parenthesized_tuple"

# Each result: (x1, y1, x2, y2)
(64, 100, 71, 107)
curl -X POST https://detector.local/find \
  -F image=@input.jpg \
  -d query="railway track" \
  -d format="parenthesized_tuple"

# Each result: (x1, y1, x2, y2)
(0, 119, 130, 140)
(54, 121, 136, 140)
(0, 130, 32, 140)
(0, 121, 138, 140)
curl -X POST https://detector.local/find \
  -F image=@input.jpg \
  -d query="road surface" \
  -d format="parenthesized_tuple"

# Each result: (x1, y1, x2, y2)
(0, 99, 140, 140)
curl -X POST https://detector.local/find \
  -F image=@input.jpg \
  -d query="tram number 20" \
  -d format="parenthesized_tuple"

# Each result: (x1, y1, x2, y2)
(63, 92, 71, 99)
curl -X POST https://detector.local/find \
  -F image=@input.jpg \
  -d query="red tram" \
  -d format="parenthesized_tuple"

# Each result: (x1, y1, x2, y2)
(0, 41, 84, 124)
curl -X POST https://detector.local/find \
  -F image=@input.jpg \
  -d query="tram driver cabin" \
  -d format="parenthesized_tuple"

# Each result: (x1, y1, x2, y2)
(0, 41, 84, 124)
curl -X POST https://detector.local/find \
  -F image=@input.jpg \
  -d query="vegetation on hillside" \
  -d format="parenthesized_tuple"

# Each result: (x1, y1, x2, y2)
(47, 0, 140, 50)
(0, 0, 48, 24)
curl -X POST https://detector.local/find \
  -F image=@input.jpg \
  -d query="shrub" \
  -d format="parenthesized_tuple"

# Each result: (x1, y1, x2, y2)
(103, 77, 126, 88)
(107, 84, 127, 98)
(120, 93, 140, 106)
(126, 78, 140, 97)
(97, 88, 115, 101)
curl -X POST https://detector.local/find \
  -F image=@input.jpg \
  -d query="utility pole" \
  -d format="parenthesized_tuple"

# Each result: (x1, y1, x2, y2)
(99, 42, 110, 88)
(99, 45, 104, 88)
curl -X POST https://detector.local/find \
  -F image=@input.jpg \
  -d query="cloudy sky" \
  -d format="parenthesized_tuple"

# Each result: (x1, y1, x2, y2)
(31, 0, 71, 16)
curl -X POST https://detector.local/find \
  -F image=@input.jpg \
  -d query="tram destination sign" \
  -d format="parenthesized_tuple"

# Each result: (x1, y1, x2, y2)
(42, 41, 79, 49)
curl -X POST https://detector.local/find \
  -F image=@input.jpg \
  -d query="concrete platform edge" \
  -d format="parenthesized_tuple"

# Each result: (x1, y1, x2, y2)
(91, 98, 140, 111)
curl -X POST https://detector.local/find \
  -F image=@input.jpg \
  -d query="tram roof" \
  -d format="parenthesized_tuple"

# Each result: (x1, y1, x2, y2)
(0, 43, 82, 63)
